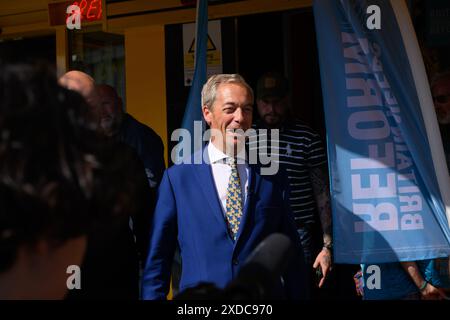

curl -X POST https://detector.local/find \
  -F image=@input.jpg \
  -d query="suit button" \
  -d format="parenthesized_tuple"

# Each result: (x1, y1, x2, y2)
(232, 259, 239, 266)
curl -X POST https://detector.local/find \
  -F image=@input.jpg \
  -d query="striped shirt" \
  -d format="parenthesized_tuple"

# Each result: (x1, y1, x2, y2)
(250, 120, 327, 225)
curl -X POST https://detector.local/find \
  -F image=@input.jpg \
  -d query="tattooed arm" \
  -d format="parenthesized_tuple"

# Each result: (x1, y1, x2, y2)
(310, 164, 333, 287)
(310, 164, 332, 247)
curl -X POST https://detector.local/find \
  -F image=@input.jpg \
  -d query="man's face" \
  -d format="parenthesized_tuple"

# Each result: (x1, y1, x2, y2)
(257, 96, 288, 128)
(433, 79, 450, 125)
(95, 87, 122, 136)
(203, 83, 253, 154)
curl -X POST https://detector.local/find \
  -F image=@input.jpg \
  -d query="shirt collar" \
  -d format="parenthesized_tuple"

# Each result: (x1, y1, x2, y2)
(207, 140, 247, 164)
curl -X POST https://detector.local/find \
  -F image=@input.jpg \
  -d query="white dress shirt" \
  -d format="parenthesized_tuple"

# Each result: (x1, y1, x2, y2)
(207, 141, 249, 216)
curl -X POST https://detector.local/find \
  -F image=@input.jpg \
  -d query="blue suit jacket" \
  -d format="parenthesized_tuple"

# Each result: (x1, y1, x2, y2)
(142, 150, 308, 299)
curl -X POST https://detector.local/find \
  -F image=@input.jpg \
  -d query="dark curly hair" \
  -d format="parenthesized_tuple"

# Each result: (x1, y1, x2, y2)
(0, 63, 138, 272)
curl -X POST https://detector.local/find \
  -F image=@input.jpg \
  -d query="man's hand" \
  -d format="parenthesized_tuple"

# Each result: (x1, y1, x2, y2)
(313, 247, 333, 288)
(401, 261, 447, 301)
(421, 283, 447, 300)
(310, 165, 333, 289)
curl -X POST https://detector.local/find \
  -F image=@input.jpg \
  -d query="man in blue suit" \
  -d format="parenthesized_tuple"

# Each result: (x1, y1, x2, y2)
(142, 74, 308, 299)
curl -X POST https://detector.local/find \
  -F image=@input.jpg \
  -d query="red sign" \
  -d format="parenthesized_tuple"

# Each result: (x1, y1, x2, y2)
(48, 0, 102, 27)
(71, 0, 102, 22)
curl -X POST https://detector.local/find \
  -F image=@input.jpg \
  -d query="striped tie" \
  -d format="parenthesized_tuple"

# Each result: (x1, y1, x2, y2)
(225, 157, 243, 241)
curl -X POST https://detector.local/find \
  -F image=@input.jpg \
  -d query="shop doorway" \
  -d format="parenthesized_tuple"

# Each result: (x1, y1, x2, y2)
(236, 9, 325, 138)
(68, 31, 126, 105)
(164, 8, 326, 164)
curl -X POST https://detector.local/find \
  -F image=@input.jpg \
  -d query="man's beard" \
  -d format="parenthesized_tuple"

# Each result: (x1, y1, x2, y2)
(263, 113, 281, 127)
(437, 109, 450, 125)
(100, 117, 118, 136)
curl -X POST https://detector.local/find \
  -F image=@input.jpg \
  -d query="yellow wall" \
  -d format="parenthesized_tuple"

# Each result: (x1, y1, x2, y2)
(125, 25, 168, 165)
(55, 26, 68, 77)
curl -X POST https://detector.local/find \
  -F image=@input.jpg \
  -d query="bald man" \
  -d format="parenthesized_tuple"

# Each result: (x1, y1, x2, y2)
(95, 84, 165, 188)
(59, 70, 98, 107)
(59, 71, 155, 300)
(95, 84, 124, 137)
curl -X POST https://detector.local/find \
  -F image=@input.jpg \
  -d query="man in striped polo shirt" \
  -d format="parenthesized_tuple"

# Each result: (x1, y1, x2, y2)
(252, 72, 333, 294)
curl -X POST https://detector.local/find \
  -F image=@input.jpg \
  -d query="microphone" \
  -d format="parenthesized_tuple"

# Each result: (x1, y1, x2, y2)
(223, 233, 294, 299)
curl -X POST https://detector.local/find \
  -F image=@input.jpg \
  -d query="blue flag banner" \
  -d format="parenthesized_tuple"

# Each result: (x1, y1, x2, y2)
(178, 0, 208, 161)
(313, 0, 450, 263)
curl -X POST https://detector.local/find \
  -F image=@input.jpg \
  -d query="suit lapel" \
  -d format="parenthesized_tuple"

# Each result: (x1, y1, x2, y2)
(193, 161, 232, 237)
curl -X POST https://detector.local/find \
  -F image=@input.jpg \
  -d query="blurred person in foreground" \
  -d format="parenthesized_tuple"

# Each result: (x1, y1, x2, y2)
(0, 63, 142, 299)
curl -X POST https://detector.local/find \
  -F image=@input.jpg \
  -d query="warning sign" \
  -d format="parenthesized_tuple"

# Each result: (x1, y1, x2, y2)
(183, 20, 223, 86)
(188, 34, 216, 53)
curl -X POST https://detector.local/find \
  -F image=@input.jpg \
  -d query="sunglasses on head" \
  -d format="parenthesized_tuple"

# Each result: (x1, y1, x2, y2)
(433, 95, 450, 104)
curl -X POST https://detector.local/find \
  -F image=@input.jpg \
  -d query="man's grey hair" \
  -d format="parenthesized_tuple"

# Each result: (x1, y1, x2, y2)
(201, 74, 254, 109)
